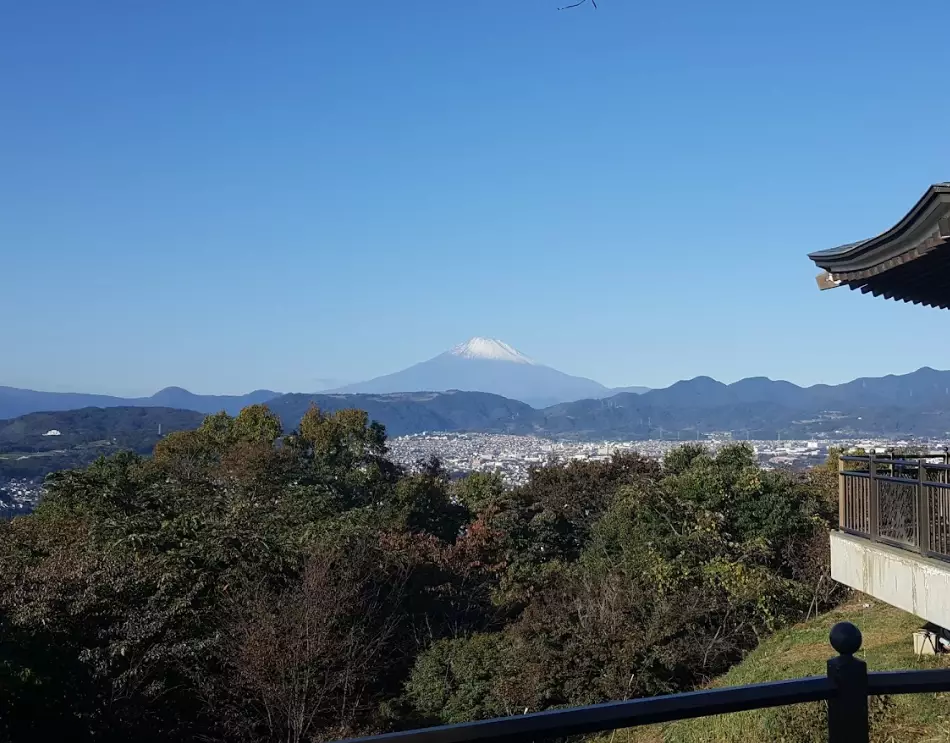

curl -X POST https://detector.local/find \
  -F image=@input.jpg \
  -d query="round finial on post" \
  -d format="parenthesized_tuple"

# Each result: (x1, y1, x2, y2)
(830, 622, 863, 656)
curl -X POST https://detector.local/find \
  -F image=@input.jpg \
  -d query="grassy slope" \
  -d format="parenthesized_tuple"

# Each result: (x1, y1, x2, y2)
(608, 596, 950, 743)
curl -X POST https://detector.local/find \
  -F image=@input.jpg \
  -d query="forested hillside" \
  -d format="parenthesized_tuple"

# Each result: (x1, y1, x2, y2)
(0, 407, 204, 453)
(0, 404, 841, 742)
(0, 407, 204, 480)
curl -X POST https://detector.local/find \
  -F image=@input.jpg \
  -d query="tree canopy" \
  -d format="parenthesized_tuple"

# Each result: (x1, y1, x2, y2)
(0, 404, 839, 742)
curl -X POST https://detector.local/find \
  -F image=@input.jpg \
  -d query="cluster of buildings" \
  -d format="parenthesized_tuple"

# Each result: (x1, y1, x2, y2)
(386, 432, 944, 484)
(4, 431, 946, 513)
(0, 479, 44, 519)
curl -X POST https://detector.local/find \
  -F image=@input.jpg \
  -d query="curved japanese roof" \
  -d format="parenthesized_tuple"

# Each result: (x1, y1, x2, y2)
(808, 183, 950, 307)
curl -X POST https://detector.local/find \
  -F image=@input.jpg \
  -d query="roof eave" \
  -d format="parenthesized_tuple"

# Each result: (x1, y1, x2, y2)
(807, 183, 950, 272)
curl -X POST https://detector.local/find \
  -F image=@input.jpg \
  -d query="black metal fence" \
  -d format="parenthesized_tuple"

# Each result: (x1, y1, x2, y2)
(839, 454, 950, 560)
(337, 623, 950, 743)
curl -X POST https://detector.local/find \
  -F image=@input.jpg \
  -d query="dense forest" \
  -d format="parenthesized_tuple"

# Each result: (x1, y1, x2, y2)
(0, 404, 841, 743)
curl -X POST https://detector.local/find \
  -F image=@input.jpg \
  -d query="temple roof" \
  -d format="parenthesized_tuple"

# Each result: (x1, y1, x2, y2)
(807, 183, 950, 307)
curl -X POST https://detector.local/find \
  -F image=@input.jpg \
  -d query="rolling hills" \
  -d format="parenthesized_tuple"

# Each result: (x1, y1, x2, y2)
(266, 390, 540, 437)
(0, 407, 205, 480)
(0, 385, 280, 421)
(539, 366, 950, 438)
(4, 367, 950, 477)
(0, 406, 205, 454)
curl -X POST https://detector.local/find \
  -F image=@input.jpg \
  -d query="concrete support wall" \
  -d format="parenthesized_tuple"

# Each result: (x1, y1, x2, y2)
(830, 531, 950, 629)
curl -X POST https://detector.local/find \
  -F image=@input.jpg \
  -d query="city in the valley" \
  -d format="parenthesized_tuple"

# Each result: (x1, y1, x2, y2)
(3, 432, 942, 519)
(389, 432, 937, 484)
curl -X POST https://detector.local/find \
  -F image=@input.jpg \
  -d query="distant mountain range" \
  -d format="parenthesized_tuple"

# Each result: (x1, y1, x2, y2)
(8, 333, 950, 445)
(4, 367, 950, 457)
(0, 386, 281, 421)
(295, 366, 950, 439)
(0, 338, 647, 418)
(330, 337, 647, 407)
(266, 391, 539, 437)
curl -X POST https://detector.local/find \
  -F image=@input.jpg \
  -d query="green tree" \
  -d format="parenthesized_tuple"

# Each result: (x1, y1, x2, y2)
(388, 465, 470, 544)
(452, 471, 506, 514)
(406, 633, 517, 724)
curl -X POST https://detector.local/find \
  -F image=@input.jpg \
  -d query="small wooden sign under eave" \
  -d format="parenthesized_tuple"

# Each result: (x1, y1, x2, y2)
(816, 271, 842, 291)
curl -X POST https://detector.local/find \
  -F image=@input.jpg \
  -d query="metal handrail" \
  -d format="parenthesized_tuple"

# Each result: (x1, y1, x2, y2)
(343, 678, 833, 743)
(867, 668, 950, 695)
(841, 456, 950, 473)
(336, 624, 950, 743)
(838, 454, 950, 561)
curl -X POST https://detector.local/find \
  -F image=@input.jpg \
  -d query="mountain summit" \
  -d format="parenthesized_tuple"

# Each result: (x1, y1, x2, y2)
(449, 337, 535, 364)
(332, 337, 609, 407)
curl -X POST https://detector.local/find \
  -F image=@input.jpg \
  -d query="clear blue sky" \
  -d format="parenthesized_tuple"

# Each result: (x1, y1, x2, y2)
(3, 0, 949, 396)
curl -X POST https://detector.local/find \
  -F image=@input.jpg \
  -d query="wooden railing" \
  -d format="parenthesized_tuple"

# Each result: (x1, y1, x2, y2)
(337, 623, 950, 743)
(839, 454, 950, 560)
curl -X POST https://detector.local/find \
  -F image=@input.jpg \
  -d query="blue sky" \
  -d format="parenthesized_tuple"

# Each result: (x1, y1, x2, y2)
(2, 0, 949, 396)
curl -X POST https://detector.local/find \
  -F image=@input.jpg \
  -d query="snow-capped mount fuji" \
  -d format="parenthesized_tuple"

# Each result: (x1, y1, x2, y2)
(331, 337, 610, 408)
(449, 337, 535, 364)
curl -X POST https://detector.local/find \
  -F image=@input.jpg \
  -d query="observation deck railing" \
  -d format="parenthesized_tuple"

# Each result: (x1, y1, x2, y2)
(337, 623, 950, 743)
(839, 453, 950, 561)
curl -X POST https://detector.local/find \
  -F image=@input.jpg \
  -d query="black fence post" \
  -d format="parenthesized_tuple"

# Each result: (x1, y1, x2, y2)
(918, 458, 930, 556)
(827, 622, 869, 743)
(868, 455, 880, 541)
(838, 454, 846, 530)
